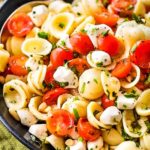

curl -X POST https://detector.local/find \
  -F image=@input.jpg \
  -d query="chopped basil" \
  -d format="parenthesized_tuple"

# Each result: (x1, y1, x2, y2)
(73, 108, 80, 120)
(131, 44, 137, 53)
(52, 43, 57, 49)
(10, 100, 16, 104)
(95, 0, 98, 3)
(81, 82, 86, 93)
(145, 120, 150, 133)
(60, 40, 66, 46)
(101, 30, 109, 37)
(131, 121, 141, 129)
(48, 83, 55, 89)
(65, 146, 70, 150)
(102, 0, 109, 7)
(78, 137, 83, 142)
(123, 104, 127, 108)
(145, 74, 150, 85)
(124, 93, 138, 99)
(70, 66, 79, 75)
(59, 82, 69, 87)
(59, 23, 65, 28)
(93, 78, 98, 84)
(96, 62, 103, 67)
(122, 129, 134, 140)
(127, 5, 134, 10)
(80, 29, 87, 33)
(132, 14, 145, 24)
(42, 81, 47, 88)
(38, 31, 49, 39)
(27, 67, 32, 72)
(73, 96, 79, 101)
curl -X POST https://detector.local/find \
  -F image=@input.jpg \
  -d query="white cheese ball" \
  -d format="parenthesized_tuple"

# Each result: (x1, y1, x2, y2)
(100, 106, 122, 125)
(78, 68, 104, 100)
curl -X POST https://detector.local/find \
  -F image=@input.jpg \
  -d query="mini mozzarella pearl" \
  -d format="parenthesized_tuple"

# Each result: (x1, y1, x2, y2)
(100, 106, 122, 125)
(117, 94, 136, 110)
(91, 50, 111, 66)
(53, 66, 78, 88)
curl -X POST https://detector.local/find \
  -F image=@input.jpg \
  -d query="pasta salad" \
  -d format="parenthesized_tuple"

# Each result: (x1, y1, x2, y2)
(0, 0, 150, 149)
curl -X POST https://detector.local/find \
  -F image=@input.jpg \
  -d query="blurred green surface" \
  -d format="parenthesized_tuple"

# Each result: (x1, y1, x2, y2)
(0, 121, 29, 150)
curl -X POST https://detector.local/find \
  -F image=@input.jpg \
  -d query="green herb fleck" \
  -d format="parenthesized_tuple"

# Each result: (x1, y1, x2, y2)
(42, 81, 47, 88)
(81, 82, 86, 93)
(112, 92, 117, 98)
(123, 104, 127, 108)
(127, 5, 134, 10)
(131, 44, 137, 53)
(102, 0, 109, 7)
(124, 93, 138, 99)
(52, 43, 57, 49)
(73, 108, 80, 120)
(59, 23, 65, 28)
(61, 40, 66, 46)
(59, 82, 69, 87)
(145, 74, 150, 85)
(101, 30, 109, 37)
(95, 0, 98, 3)
(145, 120, 150, 133)
(65, 146, 70, 150)
(132, 14, 145, 24)
(78, 137, 83, 142)
(96, 62, 103, 67)
(93, 78, 98, 84)
(73, 96, 79, 101)
(38, 31, 49, 39)
(80, 29, 87, 33)
(27, 67, 32, 72)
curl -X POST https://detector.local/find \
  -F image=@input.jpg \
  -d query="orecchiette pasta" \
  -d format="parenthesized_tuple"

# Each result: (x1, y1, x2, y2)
(1, 0, 150, 149)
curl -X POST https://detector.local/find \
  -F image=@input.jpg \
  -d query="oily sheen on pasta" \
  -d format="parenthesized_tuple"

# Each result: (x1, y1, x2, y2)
(0, 0, 150, 150)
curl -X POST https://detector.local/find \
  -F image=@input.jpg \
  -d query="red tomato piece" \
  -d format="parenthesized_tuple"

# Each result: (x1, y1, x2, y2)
(94, 12, 119, 27)
(8, 55, 28, 76)
(47, 109, 74, 136)
(112, 58, 132, 78)
(42, 88, 68, 106)
(110, 0, 136, 16)
(130, 40, 150, 69)
(97, 34, 120, 56)
(101, 94, 115, 109)
(67, 58, 90, 75)
(7, 13, 33, 37)
(70, 33, 94, 55)
(50, 48, 73, 69)
(77, 118, 101, 141)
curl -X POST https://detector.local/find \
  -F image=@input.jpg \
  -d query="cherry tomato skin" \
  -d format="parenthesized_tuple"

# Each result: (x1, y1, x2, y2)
(110, 0, 136, 16)
(44, 65, 59, 88)
(77, 118, 101, 141)
(42, 88, 68, 106)
(97, 34, 120, 56)
(47, 109, 75, 136)
(94, 12, 119, 27)
(130, 40, 150, 69)
(7, 13, 33, 37)
(8, 55, 28, 76)
(68, 58, 90, 75)
(50, 48, 73, 69)
(112, 58, 132, 78)
(101, 95, 115, 109)
(70, 33, 94, 55)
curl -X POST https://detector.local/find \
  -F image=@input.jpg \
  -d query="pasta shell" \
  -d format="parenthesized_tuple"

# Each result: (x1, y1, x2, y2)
(9, 108, 20, 121)
(0, 46, 10, 72)
(29, 96, 48, 121)
(141, 134, 150, 150)
(87, 101, 111, 129)
(22, 38, 52, 56)
(136, 89, 150, 116)
(3, 80, 28, 110)
(102, 128, 124, 146)
(49, 12, 75, 39)
(122, 110, 147, 138)
(72, 16, 95, 34)
(78, 68, 104, 100)
(101, 71, 120, 100)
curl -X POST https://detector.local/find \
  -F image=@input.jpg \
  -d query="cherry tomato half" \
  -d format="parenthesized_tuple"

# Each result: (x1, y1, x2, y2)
(67, 58, 90, 76)
(130, 40, 150, 69)
(94, 12, 119, 27)
(77, 118, 101, 141)
(47, 109, 75, 136)
(101, 94, 115, 109)
(42, 88, 68, 106)
(8, 55, 28, 76)
(50, 48, 73, 69)
(97, 34, 120, 56)
(7, 13, 33, 37)
(70, 33, 94, 55)
(110, 0, 136, 16)
(112, 58, 132, 78)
